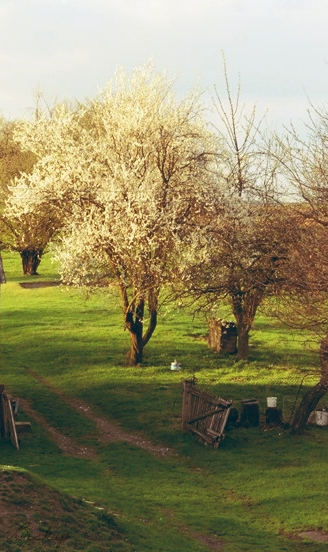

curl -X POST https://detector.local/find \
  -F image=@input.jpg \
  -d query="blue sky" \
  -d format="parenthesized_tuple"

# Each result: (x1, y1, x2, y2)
(1, 0, 328, 130)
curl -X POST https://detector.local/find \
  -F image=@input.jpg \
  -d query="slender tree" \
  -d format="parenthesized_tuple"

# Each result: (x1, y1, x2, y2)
(178, 65, 295, 360)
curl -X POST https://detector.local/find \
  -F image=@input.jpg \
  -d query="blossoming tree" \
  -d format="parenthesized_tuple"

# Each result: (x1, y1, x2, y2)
(8, 65, 218, 364)
(0, 118, 57, 275)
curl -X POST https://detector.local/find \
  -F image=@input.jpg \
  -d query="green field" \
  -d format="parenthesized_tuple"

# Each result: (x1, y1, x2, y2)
(0, 251, 327, 551)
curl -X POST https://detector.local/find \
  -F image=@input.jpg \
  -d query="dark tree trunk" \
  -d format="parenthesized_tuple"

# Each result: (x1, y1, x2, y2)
(120, 282, 159, 366)
(232, 292, 252, 361)
(20, 248, 43, 275)
(129, 322, 144, 365)
(125, 298, 145, 366)
(291, 336, 328, 435)
(127, 305, 158, 366)
(236, 326, 250, 361)
(232, 290, 263, 361)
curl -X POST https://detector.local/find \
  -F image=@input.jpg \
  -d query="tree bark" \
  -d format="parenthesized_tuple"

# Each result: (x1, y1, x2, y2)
(232, 292, 252, 361)
(232, 290, 264, 361)
(119, 281, 159, 366)
(20, 248, 43, 275)
(236, 326, 250, 361)
(127, 304, 158, 365)
(291, 336, 328, 435)
(128, 321, 144, 365)
(125, 296, 145, 366)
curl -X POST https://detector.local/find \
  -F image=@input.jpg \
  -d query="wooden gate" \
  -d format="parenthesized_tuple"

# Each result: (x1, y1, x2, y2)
(182, 380, 232, 449)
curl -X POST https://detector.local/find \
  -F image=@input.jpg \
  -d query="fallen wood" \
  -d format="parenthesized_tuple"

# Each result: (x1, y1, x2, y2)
(15, 421, 32, 434)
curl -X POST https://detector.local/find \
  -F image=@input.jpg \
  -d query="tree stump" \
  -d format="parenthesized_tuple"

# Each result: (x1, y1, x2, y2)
(266, 407, 282, 427)
(240, 399, 259, 427)
(208, 319, 237, 354)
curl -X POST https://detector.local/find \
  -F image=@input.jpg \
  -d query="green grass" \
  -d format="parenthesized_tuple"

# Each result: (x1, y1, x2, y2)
(1, 251, 328, 551)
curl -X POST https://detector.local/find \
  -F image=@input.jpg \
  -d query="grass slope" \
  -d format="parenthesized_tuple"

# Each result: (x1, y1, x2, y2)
(0, 466, 128, 552)
(0, 251, 327, 551)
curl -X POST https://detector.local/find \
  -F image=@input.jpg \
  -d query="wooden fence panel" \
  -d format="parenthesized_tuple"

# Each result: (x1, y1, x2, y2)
(182, 380, 232, 449)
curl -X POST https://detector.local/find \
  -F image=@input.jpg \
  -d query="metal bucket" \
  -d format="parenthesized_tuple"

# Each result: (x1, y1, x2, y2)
(267, 397, 277, 408)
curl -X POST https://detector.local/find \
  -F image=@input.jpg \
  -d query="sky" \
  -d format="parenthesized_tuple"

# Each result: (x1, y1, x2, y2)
(1, 0, 328, 132)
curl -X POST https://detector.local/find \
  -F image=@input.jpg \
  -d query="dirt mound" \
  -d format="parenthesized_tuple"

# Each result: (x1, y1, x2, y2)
(0, 467, 130, 551)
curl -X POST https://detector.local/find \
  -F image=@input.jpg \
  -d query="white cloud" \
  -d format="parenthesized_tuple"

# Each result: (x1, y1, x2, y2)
(0, 0, 328, 129)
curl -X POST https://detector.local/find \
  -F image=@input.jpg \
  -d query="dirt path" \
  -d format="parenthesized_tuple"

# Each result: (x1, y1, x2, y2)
(21, 369, 224, 551)
(24, 368, 172, 457)
(18, 397, 97, 458)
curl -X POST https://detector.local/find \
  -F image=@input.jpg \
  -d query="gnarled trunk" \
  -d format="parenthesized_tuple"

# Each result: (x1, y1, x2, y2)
(128, 319, 144, 365)
(236, 326, 250, 361)
(291, 336, 328, 435)
(122, 287, 159, 366)
(20, 248, 43, 275)
(232, 289, 264, 361)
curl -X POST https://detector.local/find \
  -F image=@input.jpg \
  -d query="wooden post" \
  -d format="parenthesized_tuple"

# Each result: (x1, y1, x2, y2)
(181, 380, 196, 431)
(1, 392, 19, 450)
(0, 385, 5, 438)
(240, 399, 259, 427)
(0, 254, 6, 284)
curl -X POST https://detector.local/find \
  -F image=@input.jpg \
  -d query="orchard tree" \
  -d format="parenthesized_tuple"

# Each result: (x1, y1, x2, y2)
(9, 64, 219, 364)
(178, 66, 297, 360)
(273, 105, 328, 434)
(0, 117, 59, 274)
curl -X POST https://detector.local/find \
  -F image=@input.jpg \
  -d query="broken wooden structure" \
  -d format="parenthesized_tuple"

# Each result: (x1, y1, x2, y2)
(182, 379, 232, 448)
(0, 385, 31, 449)
(208, 318, 237, 354)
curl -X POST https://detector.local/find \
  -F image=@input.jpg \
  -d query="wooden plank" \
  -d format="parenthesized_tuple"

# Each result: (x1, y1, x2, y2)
(15, 422, 32, 434)
(185, 423, 215, 444)
(182, 380, 196, 431)
(188, 407, 225, 424)
(2, 394, 10, 437)
(188, 388, 231, 408)
(188, 388, 218, 403)
(0, 386, 5, 438)
(207, 427, 223, 438)
(3, 394, 19, 450)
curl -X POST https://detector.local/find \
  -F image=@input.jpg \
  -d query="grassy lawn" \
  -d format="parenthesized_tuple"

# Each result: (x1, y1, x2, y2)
(0, 251, 327, 551)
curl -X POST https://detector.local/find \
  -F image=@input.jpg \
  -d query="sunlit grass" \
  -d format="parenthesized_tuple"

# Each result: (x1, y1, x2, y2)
(0, 251, 327, 551)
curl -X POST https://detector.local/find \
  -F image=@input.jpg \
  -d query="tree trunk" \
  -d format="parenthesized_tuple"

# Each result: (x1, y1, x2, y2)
(20, 248, 43, 275)
(129, 322, 144, 365)
(291, 336, 328, 435)
(236, 326, 250, 361)
(120, 283, 159, 366)
(127, 306, 158, 365)
(232, 292, 253, 361)
(126, 298, 145, 366)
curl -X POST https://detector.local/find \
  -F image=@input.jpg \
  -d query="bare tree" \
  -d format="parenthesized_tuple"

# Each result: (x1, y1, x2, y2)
(178, 64, 294, 360)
